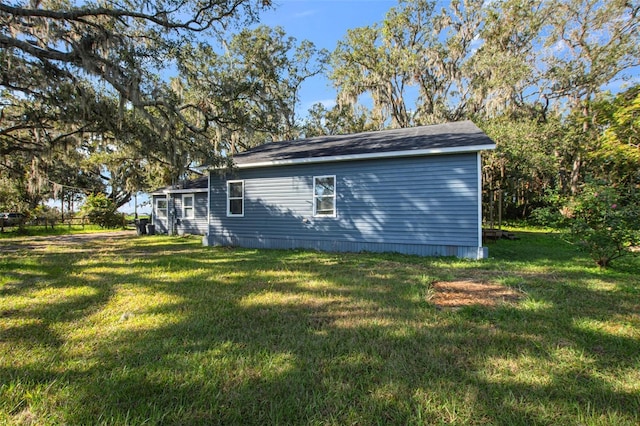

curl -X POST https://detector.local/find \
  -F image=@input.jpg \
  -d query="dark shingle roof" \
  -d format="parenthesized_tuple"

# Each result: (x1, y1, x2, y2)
(231, 120, 494, 168)
(176, 176, 208, 190)
(150, 175, 208, 194)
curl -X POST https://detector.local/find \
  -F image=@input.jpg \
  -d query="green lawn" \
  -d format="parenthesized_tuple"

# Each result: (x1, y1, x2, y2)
(1, 231, 638, 425)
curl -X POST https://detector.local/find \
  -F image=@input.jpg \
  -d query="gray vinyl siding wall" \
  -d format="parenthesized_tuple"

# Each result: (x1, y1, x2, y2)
(153, 192, 208, 235)
(206, 153, 486, 259)
(152, 195, 169, 234)
(174, 192, 208, 235)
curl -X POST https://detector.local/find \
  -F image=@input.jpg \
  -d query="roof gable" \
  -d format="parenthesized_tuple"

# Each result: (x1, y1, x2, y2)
(230, 121, 495, 169)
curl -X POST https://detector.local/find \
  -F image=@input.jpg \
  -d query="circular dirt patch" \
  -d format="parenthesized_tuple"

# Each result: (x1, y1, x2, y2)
(431, 280, 522, 309)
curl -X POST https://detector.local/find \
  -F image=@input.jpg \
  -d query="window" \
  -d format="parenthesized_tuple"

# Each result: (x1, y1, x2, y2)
(156, 198, 168, 218)
(227, 180, 244, 217)
(182, 194, 194, 219)
(313, 175, 336, 217)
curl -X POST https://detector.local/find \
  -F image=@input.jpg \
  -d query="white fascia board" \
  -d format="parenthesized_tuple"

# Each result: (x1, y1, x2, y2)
(156, 188, 208, 195)
(230, 144, 497, 169)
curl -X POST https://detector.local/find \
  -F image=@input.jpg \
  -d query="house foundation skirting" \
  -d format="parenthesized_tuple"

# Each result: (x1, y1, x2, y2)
(203, 234, 488, 260)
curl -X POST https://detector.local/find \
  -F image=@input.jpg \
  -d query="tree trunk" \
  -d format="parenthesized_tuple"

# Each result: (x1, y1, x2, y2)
(571, 102, 590, 195)
(570, 152, 582, 195)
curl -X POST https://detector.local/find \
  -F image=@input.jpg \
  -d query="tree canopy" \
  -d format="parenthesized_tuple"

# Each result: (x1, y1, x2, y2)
(1, 0, 310, 209)
(1, 0, 639, 224)
(321, 0, 639, 219)
(327, 0, 639, 128)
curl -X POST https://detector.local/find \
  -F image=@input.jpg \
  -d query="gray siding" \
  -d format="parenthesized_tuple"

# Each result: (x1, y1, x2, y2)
(205, 153, 486, 259)
(152, 195, 169, 234)
(175, 192, 208, 235)
(152, 192, 208, 235)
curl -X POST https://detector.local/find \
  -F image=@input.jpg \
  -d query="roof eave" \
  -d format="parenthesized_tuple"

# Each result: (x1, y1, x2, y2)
(150, 188, 208, 195)
(228, 143, 496, 170)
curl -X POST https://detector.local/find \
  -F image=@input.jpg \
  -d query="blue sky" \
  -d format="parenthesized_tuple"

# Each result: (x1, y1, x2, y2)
(258, 0, 398, 111)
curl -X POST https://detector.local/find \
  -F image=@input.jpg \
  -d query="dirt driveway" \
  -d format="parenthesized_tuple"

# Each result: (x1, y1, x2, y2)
(0, 230, 137, 252)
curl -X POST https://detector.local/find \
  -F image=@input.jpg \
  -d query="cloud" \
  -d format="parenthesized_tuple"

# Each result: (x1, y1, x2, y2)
(320, 98, 336, 107)
(311, 99, 337, 109)
(294, 9, 317, 18)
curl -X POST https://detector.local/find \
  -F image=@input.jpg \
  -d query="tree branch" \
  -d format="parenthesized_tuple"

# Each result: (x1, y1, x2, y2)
(0, 0, 252, 32)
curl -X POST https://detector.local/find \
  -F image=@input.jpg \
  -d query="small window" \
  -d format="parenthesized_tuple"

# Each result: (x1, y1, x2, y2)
(156, 198, 168, 218)
(313, 175, 336, 217)
(227, 180, 244, 217)
(182, 194, 194, 219)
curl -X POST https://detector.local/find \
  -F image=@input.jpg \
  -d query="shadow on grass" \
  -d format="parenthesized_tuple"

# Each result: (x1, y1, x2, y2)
(1, 234, 639, 425)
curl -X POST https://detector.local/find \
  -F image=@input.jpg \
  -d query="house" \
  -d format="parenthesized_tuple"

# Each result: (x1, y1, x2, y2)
(150, 176, 208, 235)
(202, 121, 496, 259)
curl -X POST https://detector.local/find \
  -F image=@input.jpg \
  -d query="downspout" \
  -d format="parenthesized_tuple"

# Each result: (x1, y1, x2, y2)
(477, 151, 484, 259)
(204, 171, 211, 246)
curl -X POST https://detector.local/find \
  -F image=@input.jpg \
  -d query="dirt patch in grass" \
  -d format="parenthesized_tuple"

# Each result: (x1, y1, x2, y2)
(431, 280, 523, 309)
(0, 230, 136, 252)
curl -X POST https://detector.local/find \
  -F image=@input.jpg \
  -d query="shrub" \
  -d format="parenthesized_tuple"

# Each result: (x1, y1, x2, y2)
(569, 183, 640, 268)
(530, 206, 566, 228)
(79, 193, 124, 228)
(530, 189, 569, 228)
(31, 205, 60, 227)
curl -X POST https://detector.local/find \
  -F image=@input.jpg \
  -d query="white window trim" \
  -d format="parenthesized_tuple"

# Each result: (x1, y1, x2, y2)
(182, 194, 194, 219)
(156, 198, 168, 218)
(313, 175, 336, 217)
(227, 180, 245, 217)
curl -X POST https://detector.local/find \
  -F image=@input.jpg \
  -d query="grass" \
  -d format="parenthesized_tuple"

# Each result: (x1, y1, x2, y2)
(0, 230, 638, 425)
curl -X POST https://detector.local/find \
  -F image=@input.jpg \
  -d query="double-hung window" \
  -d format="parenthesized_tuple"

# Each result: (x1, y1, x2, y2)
(156, 198, 168, 218)
(227, 180, 244, 217)
(313, 175, 336, 217)
(182, 194, 194, 219)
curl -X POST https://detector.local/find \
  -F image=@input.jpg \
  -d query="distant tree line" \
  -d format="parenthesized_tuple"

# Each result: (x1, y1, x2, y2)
(1, 0, 638, 231)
